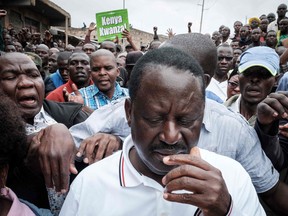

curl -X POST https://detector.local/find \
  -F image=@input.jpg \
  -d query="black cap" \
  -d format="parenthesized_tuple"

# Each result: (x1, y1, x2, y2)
(126, 51, 143, 66)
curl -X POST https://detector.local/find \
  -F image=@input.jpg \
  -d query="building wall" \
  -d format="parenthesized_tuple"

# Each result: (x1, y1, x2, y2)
(58, 26, 168, 49)
(2, 7, 50, 34)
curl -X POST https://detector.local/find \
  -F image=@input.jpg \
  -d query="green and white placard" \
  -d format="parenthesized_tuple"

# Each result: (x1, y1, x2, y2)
(96, 9, 129, 42)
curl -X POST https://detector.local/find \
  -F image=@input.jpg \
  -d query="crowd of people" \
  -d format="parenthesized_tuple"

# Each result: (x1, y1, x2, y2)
(1, 2, 288, 216)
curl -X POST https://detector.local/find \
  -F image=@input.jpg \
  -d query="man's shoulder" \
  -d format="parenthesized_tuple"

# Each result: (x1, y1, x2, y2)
(43, 100, 89, 127)
(79, 84, 95, 92)
(50, 71, 60, 79)
(74, 151, 122, 182)
(205, 98, 244, 122)
(267, 20, 278, 31)
(120, 87, 129, 95)
(78, 85, 99, 99)
(115, 83, 129, 95)
(203, 98, 251, 135)
(200, 148, 244, 171)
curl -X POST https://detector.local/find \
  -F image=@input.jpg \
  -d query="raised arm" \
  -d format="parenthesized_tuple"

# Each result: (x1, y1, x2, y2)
(153, 26, 159, 40)
(84, 22, 96, 44)
(188, 22, 192, 33)
(122, 29, 139, 51)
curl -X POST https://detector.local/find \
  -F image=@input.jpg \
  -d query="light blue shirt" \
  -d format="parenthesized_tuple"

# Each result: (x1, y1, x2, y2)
(70, 98, 279, 194)
(276, 72, 288, 92)
(78, 83, 129, 110)
(50, 70, 65, 88)
(205, 90, 223, 104)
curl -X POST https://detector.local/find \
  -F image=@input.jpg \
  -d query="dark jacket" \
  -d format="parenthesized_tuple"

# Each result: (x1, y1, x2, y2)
(7, 100, 90, 208)
(43, 100, 90, 128)
(255, 119, 288, 172)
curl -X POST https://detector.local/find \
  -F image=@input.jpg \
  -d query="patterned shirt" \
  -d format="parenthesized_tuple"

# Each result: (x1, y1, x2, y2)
(25, 107, 66, 215)
(25, 107, 57, 135)
(78, 83, 129, 110)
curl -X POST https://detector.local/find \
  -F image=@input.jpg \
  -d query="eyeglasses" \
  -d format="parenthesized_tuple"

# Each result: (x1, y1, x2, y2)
(228, 81, 239, 88)
(218, 56, 233, 61)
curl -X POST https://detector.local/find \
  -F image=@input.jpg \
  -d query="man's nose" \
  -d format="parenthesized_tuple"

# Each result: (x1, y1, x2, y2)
(159, 121, 181, 145)
(17, 75, 34, 88)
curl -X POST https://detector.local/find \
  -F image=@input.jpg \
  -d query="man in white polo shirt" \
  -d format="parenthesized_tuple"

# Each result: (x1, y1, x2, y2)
(60, 47, 264, 215)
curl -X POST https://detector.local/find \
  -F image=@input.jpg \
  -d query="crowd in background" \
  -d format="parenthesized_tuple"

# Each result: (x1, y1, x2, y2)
(1, 2, 288, 216)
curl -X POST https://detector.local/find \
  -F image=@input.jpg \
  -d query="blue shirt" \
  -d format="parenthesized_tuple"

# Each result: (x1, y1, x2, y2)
(276, 72, 288, 92)
(70, 98, 279, 194)
(205, 90, 223, 104)
(50, 70, 65, 88)
(78, 83, 129, 110)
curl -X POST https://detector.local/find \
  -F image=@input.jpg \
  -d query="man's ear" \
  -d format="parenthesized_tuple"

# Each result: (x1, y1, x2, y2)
(125, 98, 132, 127)
(116, 67, 120, 77)
(204, 74, 211, 87)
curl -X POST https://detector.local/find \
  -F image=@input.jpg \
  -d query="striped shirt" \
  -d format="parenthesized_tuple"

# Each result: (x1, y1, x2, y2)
(78, 83, 129, 110)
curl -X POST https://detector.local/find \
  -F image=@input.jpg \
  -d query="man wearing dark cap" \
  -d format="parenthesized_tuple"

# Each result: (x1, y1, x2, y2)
(125, 44, 133, 53)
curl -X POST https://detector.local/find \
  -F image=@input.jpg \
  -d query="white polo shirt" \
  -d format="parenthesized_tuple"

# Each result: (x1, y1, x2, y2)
(60, 135, 265, 216)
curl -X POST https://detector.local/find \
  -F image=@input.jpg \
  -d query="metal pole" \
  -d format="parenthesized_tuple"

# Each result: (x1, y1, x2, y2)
(65, 16, 68, 46)
(199, 0, 205, 33)
(123, 0, 125, 9)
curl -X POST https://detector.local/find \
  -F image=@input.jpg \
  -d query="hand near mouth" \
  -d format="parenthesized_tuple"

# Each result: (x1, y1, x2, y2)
(162, 146, 231, 215)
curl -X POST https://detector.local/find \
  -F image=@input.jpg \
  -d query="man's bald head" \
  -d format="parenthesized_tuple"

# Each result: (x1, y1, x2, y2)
(91, 49, 117, 64)
(100, 41, 117, 56)
(0, 52, 44, 124)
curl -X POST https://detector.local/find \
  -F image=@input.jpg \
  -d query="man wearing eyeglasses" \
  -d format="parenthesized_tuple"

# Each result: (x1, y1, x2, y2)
(206, 44, 233, 102)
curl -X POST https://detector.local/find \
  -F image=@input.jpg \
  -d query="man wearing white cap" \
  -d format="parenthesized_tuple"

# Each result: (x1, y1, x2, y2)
(225, 46, 279, 126)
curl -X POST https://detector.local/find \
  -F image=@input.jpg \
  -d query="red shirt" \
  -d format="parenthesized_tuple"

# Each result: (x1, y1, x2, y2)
(46, 79, 93, 102)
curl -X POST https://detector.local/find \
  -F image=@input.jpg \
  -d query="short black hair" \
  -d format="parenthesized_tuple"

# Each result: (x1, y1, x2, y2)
(162, 33, 217, 78)
(57, 51, 73, 63)
(129, 47, 205, 101)
(0, 91, 27, 166)
(228, 66, 239, 80)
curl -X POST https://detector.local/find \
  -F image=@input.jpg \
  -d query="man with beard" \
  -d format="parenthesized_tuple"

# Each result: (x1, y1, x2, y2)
(206, 44, 233, 101)
(60, 46, 264, 216)
(46, 52, 93, 102)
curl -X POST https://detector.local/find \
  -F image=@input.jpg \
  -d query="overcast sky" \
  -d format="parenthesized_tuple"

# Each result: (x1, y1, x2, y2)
(51, 0, 284, 36)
